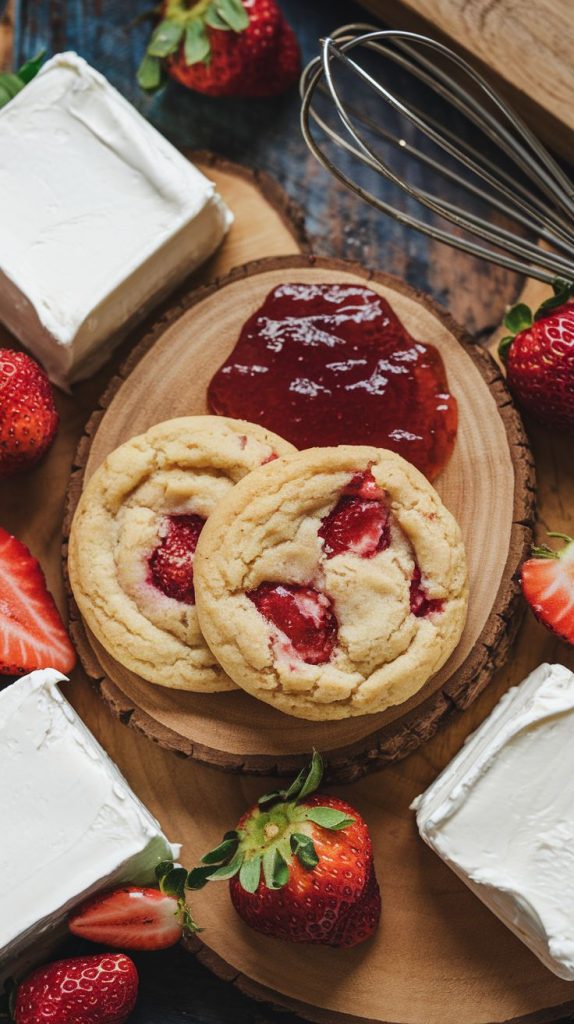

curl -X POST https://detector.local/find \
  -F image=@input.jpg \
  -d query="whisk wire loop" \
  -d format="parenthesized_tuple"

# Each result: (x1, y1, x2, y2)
(300, 25, 574, 283)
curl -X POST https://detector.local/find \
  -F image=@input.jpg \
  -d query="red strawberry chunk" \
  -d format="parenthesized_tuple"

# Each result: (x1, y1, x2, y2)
(0, 527, 76, 675)
(148, 513, 205, 605)
(248, 582, 338, 665)
(410, 566, 444, 617)
(69, 886, 182, 951)
(319, 471, 390, 559)
(14, 953, 138, 1024)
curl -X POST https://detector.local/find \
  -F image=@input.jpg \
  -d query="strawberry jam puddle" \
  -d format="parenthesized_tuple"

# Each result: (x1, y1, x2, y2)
(410, 566, 444, 617)
(148, 514, 205, 604)
(247, 583, 338, 665)
(208, 282, 458, 480)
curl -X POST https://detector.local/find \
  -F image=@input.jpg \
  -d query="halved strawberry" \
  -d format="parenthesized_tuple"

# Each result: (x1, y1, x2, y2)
(69, 887, 186, 951)
(521, 532, 574, 645)
(0, 527, 76, 675)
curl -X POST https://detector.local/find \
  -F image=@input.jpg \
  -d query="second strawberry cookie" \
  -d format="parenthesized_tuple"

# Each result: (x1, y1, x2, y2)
(68, 416, 295, 691)
(194, 446, 469, 719)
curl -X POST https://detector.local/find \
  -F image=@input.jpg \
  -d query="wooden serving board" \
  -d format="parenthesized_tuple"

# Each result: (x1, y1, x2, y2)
(357, 0, 574, 165)
(65, 254, 534, 778)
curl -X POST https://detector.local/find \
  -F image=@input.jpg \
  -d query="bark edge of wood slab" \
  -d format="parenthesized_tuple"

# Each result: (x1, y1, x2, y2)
(63, 254, 536, 783)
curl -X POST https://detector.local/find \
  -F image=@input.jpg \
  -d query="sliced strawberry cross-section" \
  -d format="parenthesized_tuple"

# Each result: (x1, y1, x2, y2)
(248, 582, 338, 665)
(148, 514, 205, 605)
(410, 566, 444, 618)
(319, 470, 390, 559)
(0, 527, 76, 675)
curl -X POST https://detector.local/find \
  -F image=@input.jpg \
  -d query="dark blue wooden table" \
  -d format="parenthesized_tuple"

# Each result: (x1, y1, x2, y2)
(6, 1, 551, 1020)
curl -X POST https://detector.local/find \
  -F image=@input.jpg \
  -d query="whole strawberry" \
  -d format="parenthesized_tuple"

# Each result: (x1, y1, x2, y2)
(138, 0, 300, 98)
(499, 279, 574, 432)
(14, 953, 138, 1024)
(0, 348, 59, 476)
(521, 531, 574, 645)
(188, 752, 381, 947)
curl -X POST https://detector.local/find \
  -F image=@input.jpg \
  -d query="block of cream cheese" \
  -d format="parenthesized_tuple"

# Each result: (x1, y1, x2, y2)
(413, 663, 574, 980)
(0, 669, 179, 977)
(0, 52, 232, 387)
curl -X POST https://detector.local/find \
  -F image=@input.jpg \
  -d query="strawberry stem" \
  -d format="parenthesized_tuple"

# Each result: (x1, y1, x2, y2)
(531, 532, 574, 560)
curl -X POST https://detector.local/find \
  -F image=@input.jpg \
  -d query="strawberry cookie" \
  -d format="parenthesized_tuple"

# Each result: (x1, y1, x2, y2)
(68, 416, 294, 691)
(194, 446, 468, 718)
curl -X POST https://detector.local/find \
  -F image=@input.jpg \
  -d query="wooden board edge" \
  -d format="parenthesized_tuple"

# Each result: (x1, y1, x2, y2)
(63, 253, 536, 782)
(184, 933, 574, 1024)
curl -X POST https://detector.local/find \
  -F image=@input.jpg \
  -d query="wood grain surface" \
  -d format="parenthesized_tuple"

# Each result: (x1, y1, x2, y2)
(64, 255, 534, 779)
(2, 1, 574, 1022)
(357, 0, 574, 164)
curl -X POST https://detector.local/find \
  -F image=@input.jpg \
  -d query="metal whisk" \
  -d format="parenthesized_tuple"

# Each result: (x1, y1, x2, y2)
(300, 24, 574, 284)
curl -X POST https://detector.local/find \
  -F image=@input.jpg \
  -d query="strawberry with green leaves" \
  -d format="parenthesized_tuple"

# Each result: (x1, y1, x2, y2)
(499, 278, 574, 433)
(138, 0, 300, 98)
(188, 752, 381, 947)
(521, 532, 574, 646)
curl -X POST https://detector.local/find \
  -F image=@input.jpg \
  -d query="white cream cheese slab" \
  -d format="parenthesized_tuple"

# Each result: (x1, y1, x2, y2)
(0, 52, 232, 387)
(0, 669, 179, 976)
(413, 663, 574, 980)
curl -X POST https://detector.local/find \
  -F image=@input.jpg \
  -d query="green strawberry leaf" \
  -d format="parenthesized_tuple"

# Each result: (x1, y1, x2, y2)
(534, 277, 574, 321)
(184, 19, 211, 65)
(503, 303, 532, 336)
(147, 18, 184, 57)
(239, 855, 262, 894)
(296, 750, 324, 801)
(17, 50, 45, 84)
(304, 806, 355, 830)
(498, 335, 513, 365)
(201, 831, 239, 865)
(0, 50, 46, 111)
(160, 866, 188, 899)
(180, 902, 202, 934)
(207, 850, 244, 881)
(258, 751, 324, 810)
(155, 860, 175, 882)
(262, 847, 290, 889)
(214, 0, 249, 32)
(137, 53, 163, 91)
(205, 2, 231, 30)
(291, 832, 319, 870)
(0, 74, 24, 108)
(186, 865, 217, 890)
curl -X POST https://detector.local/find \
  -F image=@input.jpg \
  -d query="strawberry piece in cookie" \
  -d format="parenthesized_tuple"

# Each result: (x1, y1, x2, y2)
(248, 583, 338, 665)
(319, 471, 390, 559)
(410, 566, 444, 618)
(148, 514, 205, 605)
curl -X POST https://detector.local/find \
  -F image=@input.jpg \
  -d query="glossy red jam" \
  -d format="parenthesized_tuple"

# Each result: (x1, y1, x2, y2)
(148, 514, 205, 604)
(247, 582, 338, 665)
(410, 566, 444, 617)
(319, 470, 390, 559)
(208, 283, 458, 480)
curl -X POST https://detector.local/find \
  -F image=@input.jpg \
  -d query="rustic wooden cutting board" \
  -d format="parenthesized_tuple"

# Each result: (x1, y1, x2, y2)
(64, 255, 533, 779)
(357, 0, 574, 164)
